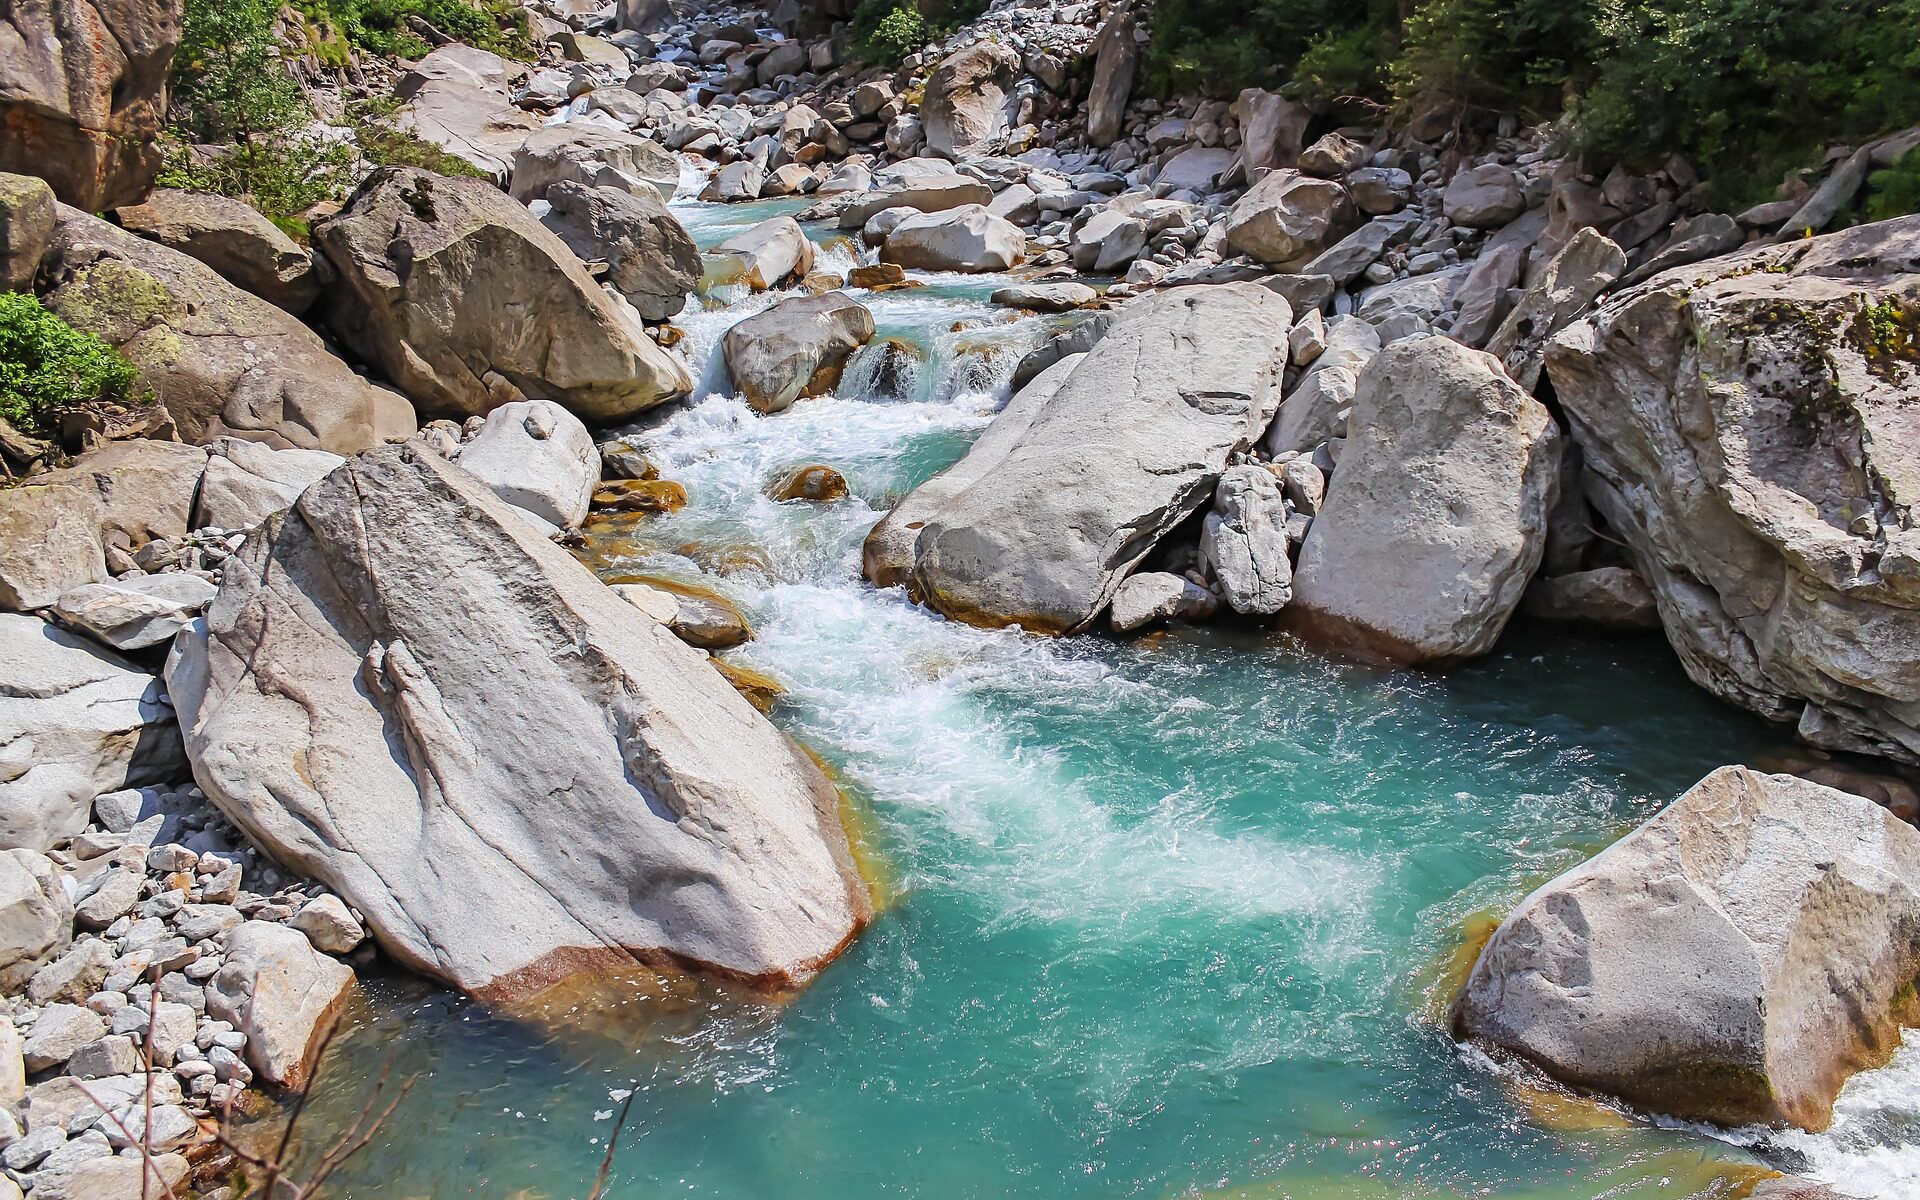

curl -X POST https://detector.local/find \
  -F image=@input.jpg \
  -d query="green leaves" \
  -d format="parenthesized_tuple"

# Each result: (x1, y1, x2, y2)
(0, 294, 141, 437)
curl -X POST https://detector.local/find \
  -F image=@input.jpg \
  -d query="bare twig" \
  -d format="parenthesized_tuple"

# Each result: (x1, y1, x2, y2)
(586, 1085, 641, 1200)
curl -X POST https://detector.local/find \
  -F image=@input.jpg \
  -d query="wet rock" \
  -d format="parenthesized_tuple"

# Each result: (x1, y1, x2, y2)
(920, 43, 1019, 160)
(848, 263, 906, 289)
(880, 205, 1023, 273)
(989, 282, 1096, 312)
(166, 447, 868, 1000)
(709, 215, 813, 290)
(0, 615, 184, 852)
(114, 189, 319, 314)
(540, 181, 701, 322)
(768, 465, 850, 503)
(723, 293, 876, 414)
(1545, 216, 1920, 762)
(1292, 336, 1560, 664)
(42, 208, 410, 453)
(456, 400, 599, 530)
(314, 168, 690, 423)
(591, 479, 686, 513)
(1459, 766, 1920, 1129)
(872, 284, 1290, 632)
(1108, 572, 1217, 633)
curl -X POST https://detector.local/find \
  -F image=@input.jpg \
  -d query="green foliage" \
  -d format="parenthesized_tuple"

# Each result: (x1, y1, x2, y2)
(346, 98, 490, 178)
(0, 294, 140, 437)
(294, 0, 534, 61)
(166, 0, 354, 221)
(1146, 0, 1375, 98)
(851, 1, 932, 65)
(1867, 148, 1920, 221)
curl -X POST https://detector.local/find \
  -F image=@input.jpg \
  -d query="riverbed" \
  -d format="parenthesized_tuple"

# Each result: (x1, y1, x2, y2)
(268, 196, 1920, 1200)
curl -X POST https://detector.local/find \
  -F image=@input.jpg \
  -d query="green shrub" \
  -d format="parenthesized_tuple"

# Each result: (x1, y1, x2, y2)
(1867, 147, 1920, 221)
(0, 294, 141, 437)
(347, 98, 490, 178)
(851, 1, 931, 65)
(294, 0, 534, 61)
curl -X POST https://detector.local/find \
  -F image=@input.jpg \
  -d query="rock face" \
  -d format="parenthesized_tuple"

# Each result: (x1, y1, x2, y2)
(710, 215, 812, 290)
(0, 439, 205, 611)
(394, 47, 542, 182)
(866, 284, 1290, 632)
(0, 613, 184, 853)
(722, 293, 875, 414)
(114, 189, 320, 314)
(508, 124, 680, 204)
(455, 400, 598, 529)
(42, 208, 410, 454)
(880, 205, 1023, 273)
(1544, 216, 1920, 762)
(165, 446, 870, 999)
(1086, 9, 1138, 147)
(205, 921, 352, 1089)
(1223, 170, 1354, 267)
(314, 168, 690, 423)
(1292, 336, 1560, 664)
(540, 181, 701, 321)
(0, 0, 180, 210)
(920, 43, 1018, 161)
(1458, 766, 1920, 1130)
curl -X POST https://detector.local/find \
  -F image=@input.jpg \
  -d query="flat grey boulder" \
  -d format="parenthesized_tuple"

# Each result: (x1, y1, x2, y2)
(0, 849, 71, 990)
(42, 208, 412, 454)
(837, 177, 995, 230)
(866, 284, 1290, 632)
(1458, 766, 1920, 1130)
(699, 160, 767, 203)
(455, 399, 598, 529)
(205, 921, 352, 1089)
(1223, 169, 1354, 267)
(1292, 336, 1560, 664)
(920, 43, 1018, 160)
(1544, 215, 1920, 762)
(540, 181, 701, 321)
(0, 439, 206, 611)
(114, 189, 320, 314)
(1108, 571, 1218, 633)
(53, 574, 217, 651)
(880, 205, 1023, 273)
(314, 168, 690, 423)
(709, 216, 813, 291)
(0, 613, 184, 852)
(509, 124, 680, 204)
(193, 437, 345, 533)
(989, 282, 1097, 312)
(722, 293, 876, 414)
(1443, 163, 1526, 228)
(165, 445, 870, 999)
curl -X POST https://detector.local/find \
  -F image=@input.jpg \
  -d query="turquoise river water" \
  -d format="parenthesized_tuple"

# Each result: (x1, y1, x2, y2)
(271, 194, 1920, 1200)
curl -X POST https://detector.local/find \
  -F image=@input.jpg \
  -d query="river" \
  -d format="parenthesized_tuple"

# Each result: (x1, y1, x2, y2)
(265, 193, 1920, 1200)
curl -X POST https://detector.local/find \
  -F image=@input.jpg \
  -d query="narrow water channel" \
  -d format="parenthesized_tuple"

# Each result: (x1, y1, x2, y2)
(270, 195, 1920, 1200)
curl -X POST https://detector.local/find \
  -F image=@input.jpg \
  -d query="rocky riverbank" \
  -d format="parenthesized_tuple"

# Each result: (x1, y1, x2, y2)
(3, 0, 1920, 1194)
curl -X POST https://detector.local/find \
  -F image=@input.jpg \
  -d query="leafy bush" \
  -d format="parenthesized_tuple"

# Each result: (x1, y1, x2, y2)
(1867, 147, 1920, 221)
(294, 0, 534, 61)
(347, 98, 491, 178)
(850, 1, 932, 65)
(0, 295, 141, 437)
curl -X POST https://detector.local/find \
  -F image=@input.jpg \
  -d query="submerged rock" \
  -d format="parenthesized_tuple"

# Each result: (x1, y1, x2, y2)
(1545, 215, 1920, 762)
(314, 168, 690, 423)
(166, 446, 869, 999)
(709, 216, 813, 291)
(1458, 766, 1920, 1130)
(868, 284, 1290, 632)
(1108, 572, 1218, 633)
(768, 465, 850, 503)
(722, 293, 875, 414)
(1292, 336, 1560, 664)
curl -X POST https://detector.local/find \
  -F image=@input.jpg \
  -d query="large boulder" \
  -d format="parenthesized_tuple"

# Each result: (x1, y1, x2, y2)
(1291, 336, 1561, 664)
(1222, 170, 1354, 267)
(1544, 216, 1920, 762)
(114, 189, 320, 314)
(709, 215, 812, 291)
(836, 177, 993, 230)
(1086, 9, 1137, 148)
(865, 284, 1291, 632)
(722, 293, 875, 414)
(1, 172, 56, 292)
(0, 438, 206, 610)
(0, 0, 179, 210)
(920, 43, 1018, 161)
(205, 921, 352, 1089)
(1232, 88, 1310, 175)
(1201, 465, 1292, 615)
(42, 207, 411, 454)
(193, 437, 344, 532)
(508, 124, 680, 204)
(1443, 163, 1526, 228)
(880, 205, 1023, 273)
(540, 181, 700, 321)
(0, 849, 71, 990)
(0, 613, 184, 852)
(1485, 227, 1626, 391)
(314, 168, 690, 423)
(53, 573, 217, 651)
(1458, 766, 1920, 1130)
(165, 445, 871, 999)
(455, 399, 598, 529)
(394, 62, 542, 183)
